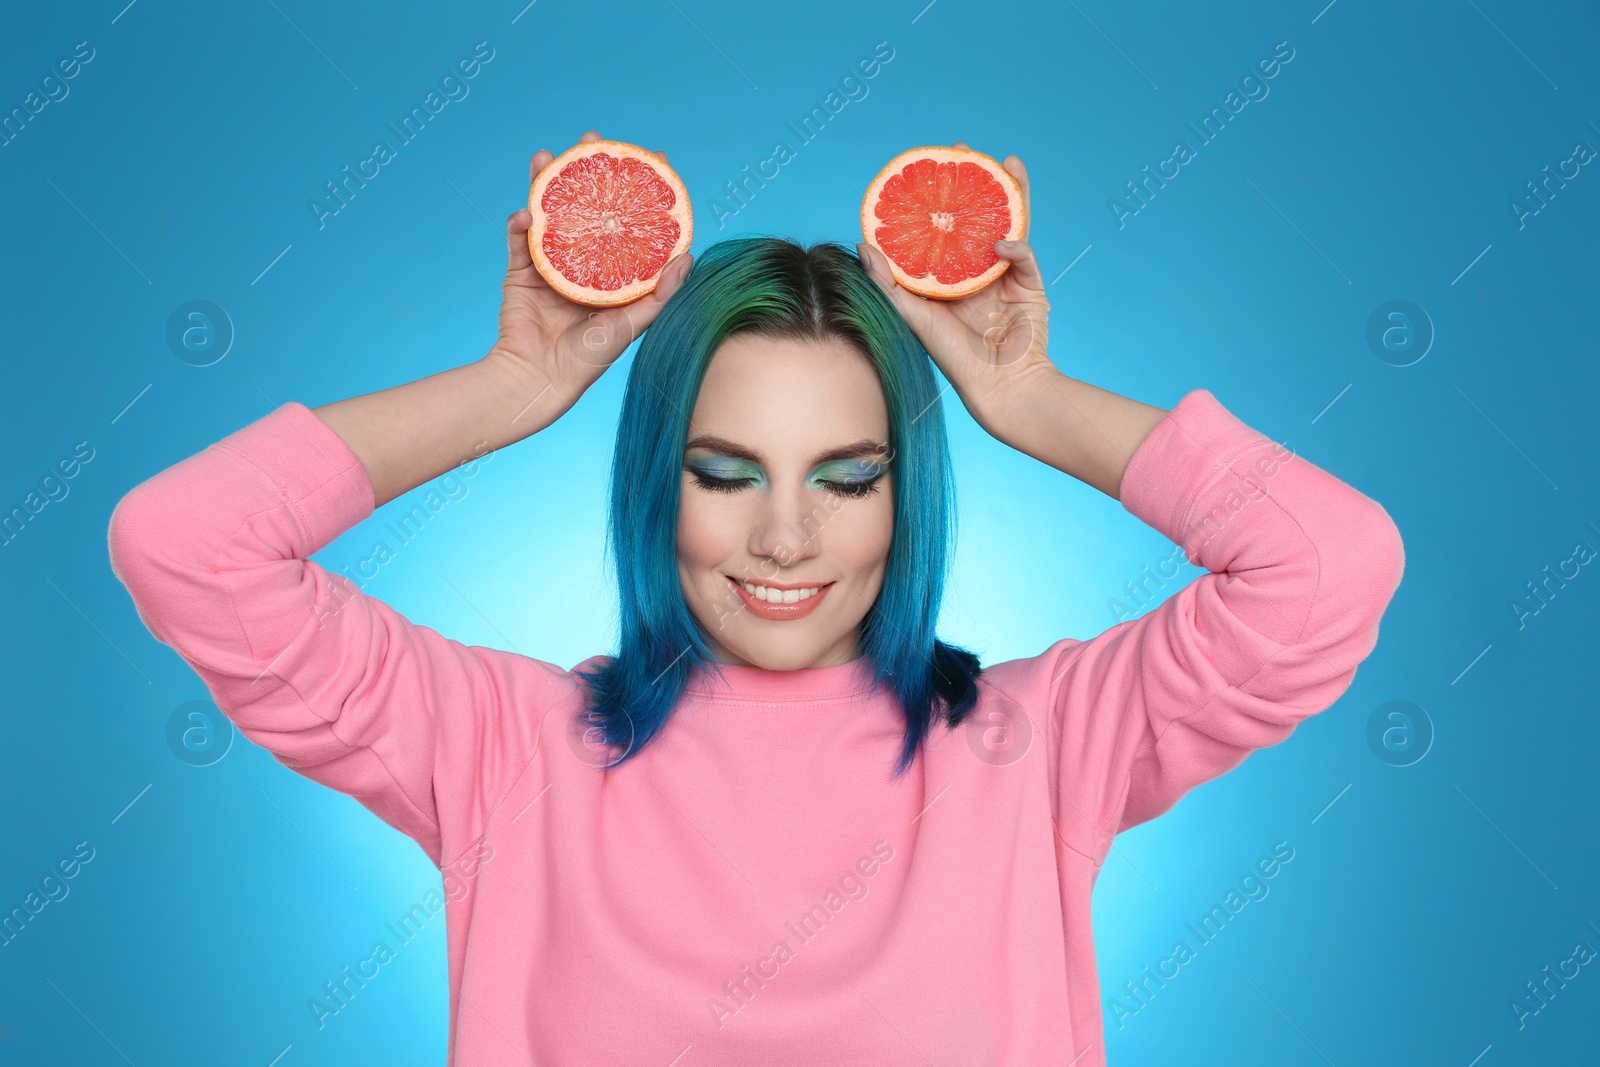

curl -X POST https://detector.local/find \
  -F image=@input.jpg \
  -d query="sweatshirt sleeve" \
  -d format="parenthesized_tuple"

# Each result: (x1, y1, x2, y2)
(1043, 388, 1405, 860)
(106, 401, 552, 870)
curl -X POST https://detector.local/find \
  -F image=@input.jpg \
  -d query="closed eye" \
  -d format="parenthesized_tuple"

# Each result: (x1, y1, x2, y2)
(689, 472, 885, 497)
(690, 472, 756, 494)
(816, 477, 883, 498)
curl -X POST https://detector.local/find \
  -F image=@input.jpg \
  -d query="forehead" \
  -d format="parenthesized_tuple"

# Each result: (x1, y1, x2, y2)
(686, 334, 889, 460)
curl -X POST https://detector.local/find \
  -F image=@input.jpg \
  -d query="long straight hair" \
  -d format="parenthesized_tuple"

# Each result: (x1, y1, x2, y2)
(573, 235, 982, 779)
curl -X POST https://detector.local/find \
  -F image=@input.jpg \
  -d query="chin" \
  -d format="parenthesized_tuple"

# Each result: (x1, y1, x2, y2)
(726, 641, 817, 672)
(718, 630, 840, 671)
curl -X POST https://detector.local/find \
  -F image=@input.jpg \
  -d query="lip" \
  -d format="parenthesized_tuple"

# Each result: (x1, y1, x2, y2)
(726, 575, 833, 621)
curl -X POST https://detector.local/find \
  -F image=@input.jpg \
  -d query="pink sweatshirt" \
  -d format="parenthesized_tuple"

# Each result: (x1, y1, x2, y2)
(107, 387, 1403, 1065)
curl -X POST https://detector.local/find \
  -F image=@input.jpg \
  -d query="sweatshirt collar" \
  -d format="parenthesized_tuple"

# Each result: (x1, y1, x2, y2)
(683, 655, 882, 702)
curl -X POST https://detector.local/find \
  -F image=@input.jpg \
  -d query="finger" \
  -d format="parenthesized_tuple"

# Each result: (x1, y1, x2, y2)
(953, 141, 969, 150)
(995, 239, 1046, 294)
(506, 208, 535, 274)
(579, 129, 601, 143)
(529, 149, 552, 184)
(568, 253, 691, 368)
(1002, 155, 1030, 228)
(857, 242, 956, 338)
(861, 242, 931, 317)
(856, 242, 907, 304)
(644, 250, 694, 308)
(582, 251, 694, 356)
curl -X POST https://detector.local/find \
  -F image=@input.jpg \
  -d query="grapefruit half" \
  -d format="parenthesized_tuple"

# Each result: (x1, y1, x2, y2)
(860, 146, 1027, 300)
(528, 139, 693, 307)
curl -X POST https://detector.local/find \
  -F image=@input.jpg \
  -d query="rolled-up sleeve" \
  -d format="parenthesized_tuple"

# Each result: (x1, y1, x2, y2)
(107, 402, 551, 869)
(1045, 388, 1405, 859)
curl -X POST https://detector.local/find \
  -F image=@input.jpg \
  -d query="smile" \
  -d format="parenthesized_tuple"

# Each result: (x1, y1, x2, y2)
(726, 576, 833, 620)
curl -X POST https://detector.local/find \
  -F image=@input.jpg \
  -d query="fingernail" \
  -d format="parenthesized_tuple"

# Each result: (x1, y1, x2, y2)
(858, 244, 880, 279)
(663, 257, 688, 293)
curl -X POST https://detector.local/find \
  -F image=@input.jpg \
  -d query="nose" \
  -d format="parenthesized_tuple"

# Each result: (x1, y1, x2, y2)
(747, 480, 826, 570)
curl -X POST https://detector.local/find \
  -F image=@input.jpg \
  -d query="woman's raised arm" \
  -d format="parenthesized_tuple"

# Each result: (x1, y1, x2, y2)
(317, 131, 693, 507)
(107, 133, 691, 868)
(858, 150, 1403, 858)
(1040, 385, 1403, 856)
(855, 146, 1166, 497)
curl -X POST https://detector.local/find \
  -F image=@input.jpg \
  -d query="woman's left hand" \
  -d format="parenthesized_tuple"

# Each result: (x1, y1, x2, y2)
(857, 144, 1058, 440)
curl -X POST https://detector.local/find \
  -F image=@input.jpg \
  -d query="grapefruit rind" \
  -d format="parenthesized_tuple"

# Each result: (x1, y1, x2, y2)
(859, 146, 1027, 301)
(527, 139, 693, 308)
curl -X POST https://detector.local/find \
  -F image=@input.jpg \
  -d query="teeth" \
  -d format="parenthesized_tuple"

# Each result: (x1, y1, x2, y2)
(739, 580, 820, 604)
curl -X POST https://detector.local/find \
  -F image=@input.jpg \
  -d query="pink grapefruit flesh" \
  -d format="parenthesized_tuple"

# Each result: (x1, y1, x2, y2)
(860, 146, 1027, 300)
(528, 140, 693, 307)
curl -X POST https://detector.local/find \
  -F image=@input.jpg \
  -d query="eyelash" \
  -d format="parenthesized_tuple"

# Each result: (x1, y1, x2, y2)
(689, 473, 884, 498)
(822, 478, 883, 498)
(690, 474, 751, 495)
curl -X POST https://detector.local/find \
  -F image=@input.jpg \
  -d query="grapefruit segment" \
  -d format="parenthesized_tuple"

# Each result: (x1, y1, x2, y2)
(528, 139, 693, 307)
(860, 146, 1027, 300)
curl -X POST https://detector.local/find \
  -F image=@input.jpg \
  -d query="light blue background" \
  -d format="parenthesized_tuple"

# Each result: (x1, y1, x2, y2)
(3, 0, 1598, 1063)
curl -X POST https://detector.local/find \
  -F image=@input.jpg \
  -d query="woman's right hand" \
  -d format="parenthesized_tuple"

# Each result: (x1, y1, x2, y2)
(488, 129, 694, 423)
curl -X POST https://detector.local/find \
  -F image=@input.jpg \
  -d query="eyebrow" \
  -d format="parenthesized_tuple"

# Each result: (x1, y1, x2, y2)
(682, 434, 890, 466)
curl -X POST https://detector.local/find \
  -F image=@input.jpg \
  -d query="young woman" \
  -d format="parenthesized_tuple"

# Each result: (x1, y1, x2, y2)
(108, 131, 1404, 1065)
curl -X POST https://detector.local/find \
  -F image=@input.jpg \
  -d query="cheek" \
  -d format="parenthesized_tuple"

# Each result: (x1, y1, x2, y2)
(829, 493, 894, 572)
(676, 490, 741, 572)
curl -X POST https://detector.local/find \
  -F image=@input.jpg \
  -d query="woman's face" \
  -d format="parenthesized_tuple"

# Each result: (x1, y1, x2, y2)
(676, 333, 895, 670)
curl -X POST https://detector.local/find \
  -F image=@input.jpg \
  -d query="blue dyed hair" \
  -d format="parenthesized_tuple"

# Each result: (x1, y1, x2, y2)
(573, 235, 983, 779)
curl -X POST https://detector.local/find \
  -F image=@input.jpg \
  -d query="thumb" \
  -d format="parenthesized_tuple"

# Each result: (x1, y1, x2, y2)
(568, 252, 694, 368)
(995, 239, 1047, 294)
(619, 250, 694, 323)
(650, 250, 695, 305)
(856, 241, 956, 350)
(857, 242, 931, 320)
(621, 249, 694, 331)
